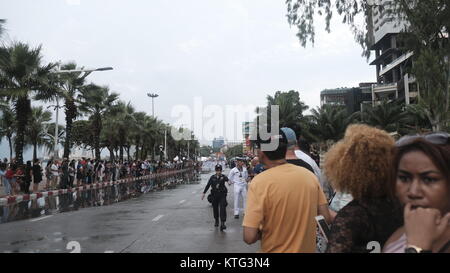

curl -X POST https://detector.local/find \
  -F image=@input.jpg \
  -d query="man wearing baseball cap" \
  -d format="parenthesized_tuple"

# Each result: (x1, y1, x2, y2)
(280, 127, 315, 174)
(243, 128, 331, 253)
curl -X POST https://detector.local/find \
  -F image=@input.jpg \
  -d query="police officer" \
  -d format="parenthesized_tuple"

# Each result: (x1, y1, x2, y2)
(202, 164, 230, 231)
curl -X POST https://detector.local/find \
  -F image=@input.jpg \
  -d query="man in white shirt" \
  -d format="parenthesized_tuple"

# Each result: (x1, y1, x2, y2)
(228, 157, 249, 219)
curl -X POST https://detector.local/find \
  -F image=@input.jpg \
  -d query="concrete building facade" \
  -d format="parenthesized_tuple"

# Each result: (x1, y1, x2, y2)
(368, 0, 418, 105)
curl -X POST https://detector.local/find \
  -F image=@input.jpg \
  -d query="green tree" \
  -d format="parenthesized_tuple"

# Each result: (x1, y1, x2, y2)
(0, 42, 57, 164)
(78, 83, 118, 160)
(359, 99, 411, 134)
(200, 145, 213, 157)
(71, 120, 94, 151)
(255, 90, 310, 143)
(224, 144, 244, 159)
(107, 101, 136, 161)
(286, 0, 450, 131)
(308, 104, 356, 143)
(51, 62, 90, 158)
(26, 106, 52, 161)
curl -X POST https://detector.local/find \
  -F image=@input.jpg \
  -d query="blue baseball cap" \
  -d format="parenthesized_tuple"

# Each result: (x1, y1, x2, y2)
(280, 127, 297, 148)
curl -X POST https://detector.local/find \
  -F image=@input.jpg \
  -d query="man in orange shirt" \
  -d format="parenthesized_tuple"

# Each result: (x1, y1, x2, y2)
(243, 129, 331, 253)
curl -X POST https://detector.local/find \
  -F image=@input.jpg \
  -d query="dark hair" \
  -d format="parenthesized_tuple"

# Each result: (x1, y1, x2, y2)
(392, 138, 450, 195)
(256, 130, 288, 161)
(298, 137, 311, 154)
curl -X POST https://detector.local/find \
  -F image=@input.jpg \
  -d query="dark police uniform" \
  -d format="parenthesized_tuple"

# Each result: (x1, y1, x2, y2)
(203, 168, 229, 230)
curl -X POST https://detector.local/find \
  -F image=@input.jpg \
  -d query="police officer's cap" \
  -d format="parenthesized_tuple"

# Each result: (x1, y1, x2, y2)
(215, 164, 222, 171)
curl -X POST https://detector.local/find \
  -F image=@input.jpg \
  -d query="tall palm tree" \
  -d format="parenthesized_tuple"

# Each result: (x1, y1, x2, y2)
(0, 42, 57, 164)
(0, 102, 15, 161)
(26, 106, 52, 161)
(78, 83, 118, 160)
(111, 101, 136, 161)
(40, 62, 88, 158)
(131, 111, 147, 160)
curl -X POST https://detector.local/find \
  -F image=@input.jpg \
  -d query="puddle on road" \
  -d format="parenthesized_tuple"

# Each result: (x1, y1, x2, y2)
(0, 171, 200, 224)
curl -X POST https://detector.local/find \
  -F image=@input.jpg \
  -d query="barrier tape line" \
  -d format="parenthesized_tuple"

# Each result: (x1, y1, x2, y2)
(0, 168, 194, 206)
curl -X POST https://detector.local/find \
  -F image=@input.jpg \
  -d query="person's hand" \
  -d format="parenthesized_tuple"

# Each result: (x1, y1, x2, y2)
(201, 193, 205, 200)
(404, 203, 450, 250)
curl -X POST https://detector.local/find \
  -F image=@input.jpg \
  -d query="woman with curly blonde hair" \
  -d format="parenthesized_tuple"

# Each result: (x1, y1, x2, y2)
(324, 124, 403, 253)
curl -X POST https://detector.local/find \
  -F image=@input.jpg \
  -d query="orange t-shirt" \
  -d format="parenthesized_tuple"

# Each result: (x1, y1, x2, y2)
(243, 163, 328, 253)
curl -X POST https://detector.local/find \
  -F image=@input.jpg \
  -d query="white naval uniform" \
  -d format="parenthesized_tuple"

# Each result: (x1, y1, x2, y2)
(228, 166, 249, 216)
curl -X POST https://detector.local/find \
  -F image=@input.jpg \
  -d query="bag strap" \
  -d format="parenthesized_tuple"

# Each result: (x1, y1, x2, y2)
(438, 240, 450, 253)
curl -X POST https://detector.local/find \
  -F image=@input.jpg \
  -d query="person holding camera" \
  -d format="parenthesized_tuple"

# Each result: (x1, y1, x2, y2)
(202, 164, 231, 231)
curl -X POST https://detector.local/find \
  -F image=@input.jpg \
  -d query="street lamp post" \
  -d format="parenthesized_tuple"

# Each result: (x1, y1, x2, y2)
(147, 93, 159, 118)
(49, 65, 113, 159)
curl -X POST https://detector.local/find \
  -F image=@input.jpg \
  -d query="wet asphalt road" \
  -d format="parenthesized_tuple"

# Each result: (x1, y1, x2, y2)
(0, 170, 260, 253)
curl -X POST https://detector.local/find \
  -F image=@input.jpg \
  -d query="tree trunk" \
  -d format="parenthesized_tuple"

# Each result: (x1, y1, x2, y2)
(120, 146, 124, 162)
(14, 97, 31, 165)
(93, 113, 102, 160)
(135, 137, 140, 161)
(108, 146, 115, 162)
(63, 99, 77, 158)
(33, 142, 37, 162)
(126, 146, 131, 161)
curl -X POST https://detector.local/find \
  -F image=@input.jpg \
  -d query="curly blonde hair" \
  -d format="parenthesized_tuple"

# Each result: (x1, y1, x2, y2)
(323, 124, 395, 200)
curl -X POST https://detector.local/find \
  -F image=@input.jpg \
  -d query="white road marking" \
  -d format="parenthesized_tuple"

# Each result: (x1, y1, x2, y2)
(152, 214, 164, 222)
(192, 191, 196, 194)
(104, 250, 114, 253)
(54, 238, 63, 242)
(53, 232, 62, 236)
(30, 215, 53, 222)
(179, 200, 185, 204)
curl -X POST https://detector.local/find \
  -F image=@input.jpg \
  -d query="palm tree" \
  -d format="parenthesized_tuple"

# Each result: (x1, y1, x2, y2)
(0, 42, 57, 164)
(360, 99, 412, 134)
(0, 102, 15, 161)
(308, 104, 357, 143)
(26, 106, 52, 161)
(0, 19, 6, 39)
(265, 90, 309, 132)
(130, 111, 147, 160)
(78, 83, 118, 160)
(110, 101, 136, 161)
(47, 62, 89, 159)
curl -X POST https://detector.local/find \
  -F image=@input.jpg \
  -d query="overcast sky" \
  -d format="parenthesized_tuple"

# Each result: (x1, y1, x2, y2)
(1, 0, 375, 157)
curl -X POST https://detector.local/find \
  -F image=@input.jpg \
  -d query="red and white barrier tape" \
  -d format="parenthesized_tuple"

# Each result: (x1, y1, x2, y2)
(0, 168, 193, 206)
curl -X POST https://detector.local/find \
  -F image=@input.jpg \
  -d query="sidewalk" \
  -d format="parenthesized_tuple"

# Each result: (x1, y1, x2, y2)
(0, 179, 48, 198)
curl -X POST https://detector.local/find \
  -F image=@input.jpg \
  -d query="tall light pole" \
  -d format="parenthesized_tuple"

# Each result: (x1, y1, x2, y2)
(147, 93, 159, 118)
(50, 65, 113, 159)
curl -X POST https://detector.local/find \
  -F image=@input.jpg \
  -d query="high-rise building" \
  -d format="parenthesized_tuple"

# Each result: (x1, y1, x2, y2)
(368, 0, 418, 105)
(212, 137, 225, 151)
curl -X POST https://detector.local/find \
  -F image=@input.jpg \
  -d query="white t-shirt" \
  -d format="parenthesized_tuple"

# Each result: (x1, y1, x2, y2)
(51, 164, 59, 176)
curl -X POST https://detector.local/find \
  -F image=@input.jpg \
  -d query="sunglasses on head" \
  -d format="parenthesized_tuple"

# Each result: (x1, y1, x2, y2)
(396, 132, 450, 147)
